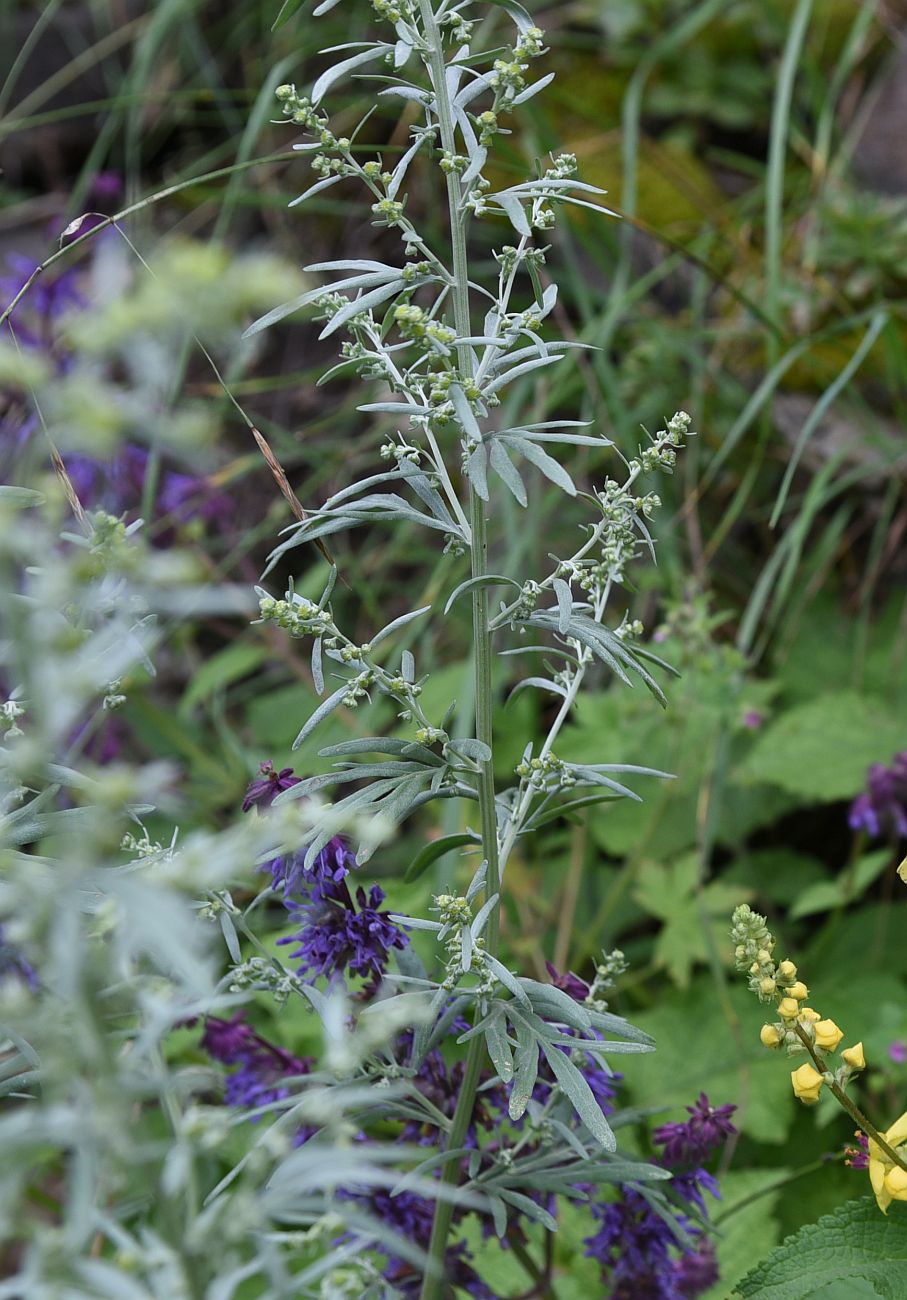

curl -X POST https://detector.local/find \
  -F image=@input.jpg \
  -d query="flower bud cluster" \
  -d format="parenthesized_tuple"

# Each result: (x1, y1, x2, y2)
(732, 905, 867, 1107)
(380, 438, 421, 464)
(586, 948, 628, 1012)
(371, 0, 415, 23)
(1, 700, 25, 738)
(275, 85, 337, 150)
(227, 956, 305, 1006)
(393, 304, 456, 349)
(515, 751, 573, 790)
(258, 594, 333, 640)
(433, 892, 491, 991)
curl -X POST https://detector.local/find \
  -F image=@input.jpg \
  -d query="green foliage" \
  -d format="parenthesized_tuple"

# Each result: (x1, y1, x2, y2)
(737, 1199, 907, 1300)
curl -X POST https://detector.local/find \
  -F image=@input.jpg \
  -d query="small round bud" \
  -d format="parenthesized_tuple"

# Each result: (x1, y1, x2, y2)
(778, 997, 800, 1021)
(759, 977, 777, 996)
(760, 1024, 781, 1049)
(778, 960, 797, 980)
(788, 981, 809, 1001)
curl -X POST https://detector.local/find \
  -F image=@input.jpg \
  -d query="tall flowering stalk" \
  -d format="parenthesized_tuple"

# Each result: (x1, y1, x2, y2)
(244, 2, 700, 1293)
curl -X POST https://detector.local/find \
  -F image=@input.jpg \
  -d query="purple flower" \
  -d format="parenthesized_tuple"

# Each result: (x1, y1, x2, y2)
(890, 1041, 907, 1065)
(242, 761, 301, 811)
(653, 1093, 737, 1167)
(280, 881, 408, 984)
(201, 1014, 312, 1117)
(346, 1188, 494, 1299)
(849, 752, 907, 840)
(845, 1131, 870, 1171)
(274, 836, 357, 899)
(0, 924, 38, 990)
(546, 960, 591, 1002)
(585, 1095, 735, 1298)
(742, 710, 763, 730)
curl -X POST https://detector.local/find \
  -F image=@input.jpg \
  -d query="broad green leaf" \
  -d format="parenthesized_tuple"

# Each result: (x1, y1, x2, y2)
(179, 641, 267, 716)
(738, 691, 907, 801)
(737, 1197, 907, 1300)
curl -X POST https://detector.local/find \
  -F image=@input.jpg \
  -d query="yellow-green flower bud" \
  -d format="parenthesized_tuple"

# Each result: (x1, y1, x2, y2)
(799, 1007, 820, 1023)
(778, 997, 800, 1020)
(778, 960, 797, 980)
(791, 1063, 824, 1104)
(788, 981, 809, 1000)
(760, 1024, 781, 1049)
(842, 1042, 865, 1070)
(814, 1019, 844, 1052)
(759, 977, 776, 996)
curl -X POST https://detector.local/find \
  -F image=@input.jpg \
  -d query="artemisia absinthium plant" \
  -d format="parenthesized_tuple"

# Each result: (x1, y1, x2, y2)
(235, 1, 718, 1295)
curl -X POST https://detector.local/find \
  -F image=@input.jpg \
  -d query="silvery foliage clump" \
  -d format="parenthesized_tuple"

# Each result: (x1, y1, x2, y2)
(0, 495, 451, 1298)
(240, 0, 696, 1291)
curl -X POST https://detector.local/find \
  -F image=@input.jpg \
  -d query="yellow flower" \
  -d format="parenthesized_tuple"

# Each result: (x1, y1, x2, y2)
(799, 1007, 820, 1024)
(788, 981, 809, 1001)
(760, 1024, 781, 1049)
(791, 1063, 824, 1104)
(778, 997, 800, 1021)
(868, 1112, 907, 1213)
(842, 1042, 865, 1070)
(759, 977, 776, 996)
(778, 960, 797, 980)
(814, 1019, 843, 1052)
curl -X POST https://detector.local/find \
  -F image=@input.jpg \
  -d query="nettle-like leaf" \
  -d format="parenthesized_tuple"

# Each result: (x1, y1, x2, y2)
(634, 854, 747, 989)
(736, 1197, 907, 1300)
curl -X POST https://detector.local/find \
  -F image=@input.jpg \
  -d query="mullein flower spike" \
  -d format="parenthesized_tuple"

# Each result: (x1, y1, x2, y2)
(730, 904, 907, 1213)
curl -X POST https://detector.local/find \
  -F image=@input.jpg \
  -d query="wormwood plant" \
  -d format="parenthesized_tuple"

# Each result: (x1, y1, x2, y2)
(231, 1, 726, 1295)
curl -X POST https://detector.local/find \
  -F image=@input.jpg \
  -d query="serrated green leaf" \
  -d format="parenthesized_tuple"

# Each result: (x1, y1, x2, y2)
(737, 1198, 907, 1300)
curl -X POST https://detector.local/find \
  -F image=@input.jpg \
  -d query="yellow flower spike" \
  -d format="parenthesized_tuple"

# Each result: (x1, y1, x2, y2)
(799, 1007, 821, 1024)
(842, 1042, 865, 1070)
(791, 1063, 824, 1104)
(868, 1111, 907, 1213)
(814, 1019, 844, 1052)
(760, 1024, 781, 1049)
(778, 997, 800, 1020)
(788, 981, 809, 1001)
(778, 960, 797, 980)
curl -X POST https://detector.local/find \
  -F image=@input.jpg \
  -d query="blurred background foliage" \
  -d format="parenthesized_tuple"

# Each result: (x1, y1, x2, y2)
(2, 0, 907, 1292)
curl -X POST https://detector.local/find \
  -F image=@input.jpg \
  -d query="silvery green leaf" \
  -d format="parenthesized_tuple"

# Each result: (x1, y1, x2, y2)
(519, 979, 592, 1031)
(452, 103, 479, 153)
(508, 1021, 538, 1121)
(485, 955, 530, 1006)
(312, 0, 343, 13)
(484, 1011, 513, 1083)
(0, 486, 44, 508)
(288, 762, 428, 799)
(538, 1040, 615, 1150)
(557, 194, 620, 219)
(461, 921, 473, 972)
(444, 575, 520, 618)
(483, 0, 535, 35)
(489, 440, 527, 506)
(489, 1194, 508, 1239)
(358, 400, 432, 416)
(387, 134, 426, 199)
(319, 737, 444, 766)
(290, 684, 348, 751)
(448, 737, 492, 763)
(553, 578, 572, 634)
(511, 71, 556, 105)
(503, 435, 576, 498)
(465, 443, 489, 501)
(454, 74, 493, 108)
(378, 85, 433, 105)
(493, 191, 531, 236)
(497, 1188, 558, 1231)
(449, 383, 483, 442)
(306, 259, 400, 274)
(394, 38, 413, 68)
(399, 463, 454, 523)
(311, 637, 324, 695)
(325, 468, 409, 507)
(470, 892, 499, 941)
(586, 1009, 655, 1045)
(401, 650, 415, 682)
(371, 604, 432, 646)
(466, 860, 487, 902)
(461, 146, 487, 186)
(318, 278, 406, 339)
(507, 675, 568, 702)
(484, 352, 562, 395)
(526, 791, 624, 828)
(311, 45, 389, 106)
(389, 914, 441, 932)
(219, 912, 241, 963)
(287, 172, 344, 209)
(565, 766, 640, 800)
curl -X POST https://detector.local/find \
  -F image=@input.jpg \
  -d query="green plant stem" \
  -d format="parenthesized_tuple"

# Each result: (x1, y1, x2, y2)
(793, 1025, 907, 1174)
(417, 3, 501, 1296)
